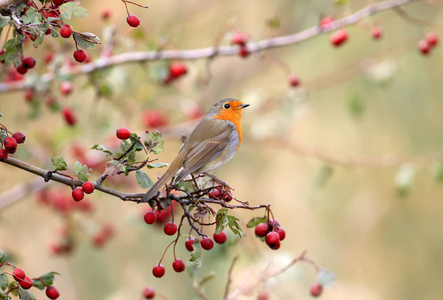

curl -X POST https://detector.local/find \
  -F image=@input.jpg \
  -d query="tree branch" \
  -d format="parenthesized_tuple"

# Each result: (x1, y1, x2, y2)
(0, 0, 423, 93)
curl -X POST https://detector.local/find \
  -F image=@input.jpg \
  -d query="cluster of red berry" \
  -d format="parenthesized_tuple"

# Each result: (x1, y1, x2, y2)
(0, 131, 25, 161)
(231, 31, 251, 58)
(418, 32, 439, 55)
(254, 219, 286, 250)
(162, 62, 188, 84)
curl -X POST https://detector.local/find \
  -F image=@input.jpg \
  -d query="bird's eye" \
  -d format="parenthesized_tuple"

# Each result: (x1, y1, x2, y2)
(224, 103, 230, 109)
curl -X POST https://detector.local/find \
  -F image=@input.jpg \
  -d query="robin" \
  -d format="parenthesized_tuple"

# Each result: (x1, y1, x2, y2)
(142, 98, 249, 202)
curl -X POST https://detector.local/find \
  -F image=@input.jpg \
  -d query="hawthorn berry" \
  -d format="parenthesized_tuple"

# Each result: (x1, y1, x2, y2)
(163, 222, 178, 235)
(62, 107, 76, 126)
(142, 109, 169, 128)
(320, 16, 334, 29)
(102, 9, 111, 20)
(142, 287, 155, 299)
(152, 264, 165, 278)
(172, 258, 185, 272)
(426, 32, 438, 48)
(418, 40, 430, 55)
(116, 127, 131, 140)
(208, 188, 222, 199)
(82, 181, 94, 194)
(200, 237, 214, 250)
(12, 132, 25, 144)
(22, 57, 36, 69)
(185, 238, 195, 251)
(255, 223, 269, 237)
(46, 286, 60, 299)
(222, 192, 233, 202)
(53, 0, 65, 6)
(16, 64, 28, 75)
(0, 149, 8, 161)
(127, 14, 140, 27)
(169, 62, 188, 78)
(288, 74, 300, 87)
(24, 89, 34, 102)
(144, 211, 157, 224)
(60, 81, 73, 95)
(274, 226, 286, 241)
(310, 283, 323, 297)
(12, 268, 26, 282)
(213, 231, 227, 244)
(265, 232, 280, 250)
(267, 219, 280, 231)
(72, 188, 84, 201)
(19, 276, 33, 289)
(73, 49, 87, 63)
(371, 26, 382, 39)
(231, 32, 249, 46)
(4, 137, 17, 154)
(60, 24, 73, 38)
(257, 291, 270, 300)
(238, 45, 251, 58)
(330, 29, 348, 47)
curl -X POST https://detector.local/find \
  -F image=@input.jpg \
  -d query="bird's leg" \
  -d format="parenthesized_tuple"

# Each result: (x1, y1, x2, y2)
(202, 173, 234, 193)
(191, 174, 200, 191)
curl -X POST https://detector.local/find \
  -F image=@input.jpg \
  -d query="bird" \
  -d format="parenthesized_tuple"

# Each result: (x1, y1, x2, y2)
(142, 98, 249, 202)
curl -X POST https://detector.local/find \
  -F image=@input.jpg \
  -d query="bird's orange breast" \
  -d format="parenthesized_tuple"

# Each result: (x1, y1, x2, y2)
(212, 102, 244, 148)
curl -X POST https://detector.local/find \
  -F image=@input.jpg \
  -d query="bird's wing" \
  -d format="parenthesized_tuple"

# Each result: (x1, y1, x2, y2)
(174, 119, 234, 182)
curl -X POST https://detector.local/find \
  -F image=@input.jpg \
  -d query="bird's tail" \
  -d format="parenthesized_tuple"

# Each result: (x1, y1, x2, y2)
(141, 161, 180, 202)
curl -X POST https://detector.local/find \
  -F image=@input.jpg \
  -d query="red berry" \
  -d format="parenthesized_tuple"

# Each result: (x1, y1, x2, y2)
(16, 64, 28, 74)
(172, 258, 185, 272)
(426, 32, 438, 47)
(0, 149, 8, 161)
(330, 29, 348, 47)
(72, 188, 84, 201)
(60, 24, 72, 38)
(231, 32, 249, 46)
(255, 223, 269, 237)
(418, 39, 430, 55)
(169, 62, 188, 78)
(208, 188, 222, 199)
(152, 264, 165, 278)
(12, 132, 25, 144)
(12, 268, 26, 282)
(60, 81, 73, 95)
(19, 276, 33, 289)
(24, 89, 34, 102)
(127, 14, 140, 27)
(185, 238, 195, 251)
(144, 211, 157, 224)
(371, 26, 382, 39)
(142, 109, 169, 128)
(116, 127, 131, 140)
(222, 193, 233, 202)
(275, 226, 286, 241)
(4, 137, 17, 154)
(320, 16, 334, 29)
(82, 181, 94, 194)
(200, 237, 214, 250)
(142, 287, 155, 299)
(257, 291, 270, 300)
(53, 0, 65, 5)
(310, 283, 323, 297)
(213, 231, 227, 244)
(62, 107, 76, 126)
(265, 232, 280, 249)
(238, 45, 251, 58)
(22, 57, 36, 69)
(73, 49, 87, 63)
(267, 219, 280, 231)
(163, 222, 178, 235)
(102, 9, 111, 20)
(288, 74, 300, 87)
(46, 286, 60, 299)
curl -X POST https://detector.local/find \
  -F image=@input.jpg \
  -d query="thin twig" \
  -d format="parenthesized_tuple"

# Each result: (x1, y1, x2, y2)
(223, 256, 239, 299)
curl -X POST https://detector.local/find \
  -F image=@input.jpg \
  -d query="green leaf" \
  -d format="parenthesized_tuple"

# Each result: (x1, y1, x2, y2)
(189, 247, 201, 262)
(59, 1, 88, 19)
(145, 131, 164, 155)
(0, 250, 7, 263)
(91, 144, 113, 156)
(51, 156, 68, 171)
(18, 287, 35, 300)
(73, 32, 101, 50)
(120, 140, 136, 163)
(0, 270, 8, 291)
(0, 290, 9, 299)
(135, 170, 154, 189)
(22, 7, 42, 24)
(73, 161, 91, 181)
(0, 16, 9, 28)
(246, 216, 267, 228)
(227, 215, 242, 237)
(215, 209, 228, 234)
(314, 165, 333, 187)
(2, 35, 23, 67)
(347, 93, 364, 117)
(147, 162, 169, 169)
(32, 272, 59, 290)
(129, 134, 144, 151)
(395, 164, 415, 197)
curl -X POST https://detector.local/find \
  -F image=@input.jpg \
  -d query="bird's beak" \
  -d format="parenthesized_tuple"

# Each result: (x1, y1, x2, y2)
(235, 104, 250, 110)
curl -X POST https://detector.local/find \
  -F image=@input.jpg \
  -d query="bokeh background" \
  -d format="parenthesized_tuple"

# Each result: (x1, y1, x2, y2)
(1, 0, 443, 299)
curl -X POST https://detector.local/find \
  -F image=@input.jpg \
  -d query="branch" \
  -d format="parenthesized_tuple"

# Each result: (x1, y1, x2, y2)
(2, 157, 145, 202)
(0, 0, 423, 93)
